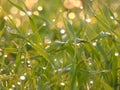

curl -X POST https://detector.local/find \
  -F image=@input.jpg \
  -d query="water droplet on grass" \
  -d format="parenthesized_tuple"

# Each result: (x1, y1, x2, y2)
(27, 60, 31, 64)
(12, 84, 15, 88)
(88, 62, 92, 65)
(13, 64, 16, 67)
(85, 18, 91, 23)
(17, 82, 21, 85)
(68, 12, 76, 19)
(43, 22, 46, 26)
(20, 75, 26, 80)
(80, 6, 83, 9)
(42, 67, 46, 70)
(26, 11, 32, 16)
(9, 88, 13, 90)
(37, 6, 43, 11)
(115, 52, 119, 56)
(60, 28, 65, 34)
(60, 82, 65, 86)
(90, 80, 93, 84)
(110, 16, 114, 19)
(52, 19, 56, 22)
(4, 54, 8, 58)
(4, 16, 9, 20)
(33, 11, 39, 16)
(92, 42, 97, 46)
(6, 26, 11, 32)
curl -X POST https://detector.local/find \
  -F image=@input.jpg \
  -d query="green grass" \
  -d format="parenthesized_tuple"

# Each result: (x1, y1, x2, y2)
(0, 0, 120, 90)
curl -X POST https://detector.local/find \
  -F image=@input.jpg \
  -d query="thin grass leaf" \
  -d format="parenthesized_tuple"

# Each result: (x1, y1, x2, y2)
(8, 0, 25, 12)
(0, 18, 5, 30)
(28, 16, 42, 43)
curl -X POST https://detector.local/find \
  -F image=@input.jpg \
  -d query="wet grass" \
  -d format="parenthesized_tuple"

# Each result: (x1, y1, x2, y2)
(0, 0, 120, 90)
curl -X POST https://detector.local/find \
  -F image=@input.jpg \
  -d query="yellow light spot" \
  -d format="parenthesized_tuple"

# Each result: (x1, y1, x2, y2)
(63, 11, 67, 18)
(60, 82, 65, 86)
(64, 0, 74, 9)
(73, 0, 82, 8)
(19, 11, 26, 16)
(33, 11, 39, 16)
(25, 0, 38, 10)
(10, 7, 18, 14)
(79, 11, 85, 20)
(57, 21, 64, 28)
(85, 17, 91, 23)
(15, 18, 21, 27)
(68, 12, 76, 19)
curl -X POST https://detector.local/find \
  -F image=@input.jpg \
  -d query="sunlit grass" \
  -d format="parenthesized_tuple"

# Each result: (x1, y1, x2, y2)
(0, 0, 120, 90)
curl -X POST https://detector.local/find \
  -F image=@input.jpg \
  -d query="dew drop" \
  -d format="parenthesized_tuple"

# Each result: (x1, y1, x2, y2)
(11, 70, 14, 73)
(60, 59, 63, 63)
(4, 54, 8, 58)
(60, 28, 65, 34)
(43, 22, 46, 26)
(21, 61, 24, 64)
(105, 32, 111, 35)
(52, 19, 56, 22)
(0, 48, 2, 51)
(85, 18, 91, 23)
(60, 82, 65, 86)
(37, 6, 43, 11)
(54, 69, 57, 73)
(90, 80, 94, 84)
(44, 37, 51, 44)
(26, 11, 32, 16)
(17, 82, 21, 85)
(110, 16, 114, 19)
(54, 58, 57, 61)
(58, 68, 62, 72)
(76, 43, 80, 46)
(4, 16, 9, 20)
(24, 73, 27, 76)
(6, 26, 11, 32)
(20, 75, 26, 80)
(80, 6, 83, 9)
(115, 52, 119, 56)
(9, 88, 13, 90)
(13, 64, 16, 67)
(59, 9, 62, 13)
(68, 12, 76, 19)
(0, 69, 4, 72)
(27, 60, 31, 64)
(28, 64, 31, 68)
(21, 55, 25, 59)
(12, 84, 15, 88)
(88, 62, 92, 66)
(42, 67, 46, 70)
(92, 42, 97, 46)
(33, 11, 39, 16)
